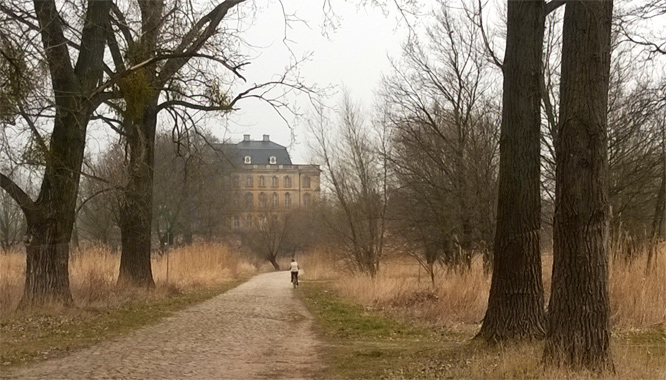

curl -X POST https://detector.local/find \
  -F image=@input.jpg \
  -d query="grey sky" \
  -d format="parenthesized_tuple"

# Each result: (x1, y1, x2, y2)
(203, 0, 664, 164)
(219, 1, 407, 163)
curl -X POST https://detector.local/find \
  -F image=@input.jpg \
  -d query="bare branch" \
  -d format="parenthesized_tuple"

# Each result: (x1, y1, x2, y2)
(0, 173, 37, 218)
(545, 1, 566, 15)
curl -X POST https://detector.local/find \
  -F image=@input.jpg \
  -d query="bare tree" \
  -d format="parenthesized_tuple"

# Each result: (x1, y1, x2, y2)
(95, 0, 317, 287)
(381, 3, 500, 280)
(310, 93, 390, 277)
(152, 132, 232, 247)
(544, 0, 615, 372)
(616, 0, 666, 57)
(240, 210, 291, 271)
(0, 0, 111, 305)
(105, 0, 250, 287)
(607, 81, 665, 254)
(76, 148, 125, 249)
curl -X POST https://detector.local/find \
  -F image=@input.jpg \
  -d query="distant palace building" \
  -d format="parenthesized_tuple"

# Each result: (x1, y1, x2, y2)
(222, 134, 320, 229)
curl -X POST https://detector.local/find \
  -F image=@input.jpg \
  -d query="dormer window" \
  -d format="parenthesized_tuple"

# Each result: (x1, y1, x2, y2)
(244, 156, 251, 164)
(269, 156, 277, 164)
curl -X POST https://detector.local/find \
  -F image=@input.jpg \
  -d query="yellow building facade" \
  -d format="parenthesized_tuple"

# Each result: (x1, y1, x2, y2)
(225, 135, 320, 229)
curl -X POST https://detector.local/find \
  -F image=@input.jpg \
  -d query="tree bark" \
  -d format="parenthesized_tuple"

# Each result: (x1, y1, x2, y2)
(477, 0, 546, 342)
(543, 0, 614, 372)
(0, 0, 110, 306)
(21, 202, 74, 306)
(118, 100, 158, 288)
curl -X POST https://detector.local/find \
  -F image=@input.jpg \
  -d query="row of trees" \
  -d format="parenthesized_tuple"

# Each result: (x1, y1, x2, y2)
(76, 133, 232, 250)
(307, 0, 664, 373)
(1, 0, 663, 373)
(77, 132, 323, 270)
(0, 0, 312, 305)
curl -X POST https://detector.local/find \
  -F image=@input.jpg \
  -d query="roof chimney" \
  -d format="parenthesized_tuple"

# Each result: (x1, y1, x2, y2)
(263, 134, 270, 142)
(243, 134, 250, 142)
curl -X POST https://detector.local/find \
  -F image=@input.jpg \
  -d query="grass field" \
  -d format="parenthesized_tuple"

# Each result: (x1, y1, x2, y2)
(300, 282, 665, 380)
(297, 244, 666, 379)
(1, 242, 663, 378)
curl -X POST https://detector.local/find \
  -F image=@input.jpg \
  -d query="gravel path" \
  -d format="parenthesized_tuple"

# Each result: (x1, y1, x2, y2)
(3, 272, 323, 380)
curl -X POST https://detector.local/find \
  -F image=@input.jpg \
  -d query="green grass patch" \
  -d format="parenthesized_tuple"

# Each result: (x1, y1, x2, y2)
(0, 279, 246, 370)
(299, 281, 464, 379)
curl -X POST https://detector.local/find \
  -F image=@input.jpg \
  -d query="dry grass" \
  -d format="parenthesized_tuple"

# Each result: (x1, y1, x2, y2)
(0, 243, 255, 314)
(610, 247, 666, 330)
(297, 248, 341, 281)
(310, 244, 665, 332)
(152, 243, 255, 288)
(303, 244, 665, 380)
(412, 338, 666, 380)
(0, 251, 24, 313)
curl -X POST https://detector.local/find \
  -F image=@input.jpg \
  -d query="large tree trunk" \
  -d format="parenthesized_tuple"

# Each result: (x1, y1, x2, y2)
(477, 0, 546, 342)
(543, 0, 614, 372)
(118, 101, 158, 287)
(21, 176, 78, 307)
(269, 257, 280, 271)
(21, 107, 87, 306)
(6, 0, 110, 306)
(117, 0, 163, 287)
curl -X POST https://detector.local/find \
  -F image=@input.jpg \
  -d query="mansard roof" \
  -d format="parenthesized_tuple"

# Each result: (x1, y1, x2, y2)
(221, 135, 292, 166)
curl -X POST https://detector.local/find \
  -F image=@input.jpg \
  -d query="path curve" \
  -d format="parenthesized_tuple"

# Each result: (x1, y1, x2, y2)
(4, 272, 323, 380)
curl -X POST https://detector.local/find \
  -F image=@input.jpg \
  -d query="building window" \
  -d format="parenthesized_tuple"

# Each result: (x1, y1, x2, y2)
(259, 176, 265, 187)
(244, 193, 253, 209)
(232, 216, 240, 229)
(271, 193, 279, 207)
(246, 176, 253, 188)
(284, 176, 292, 188)
(245, 215, 253, 227)
(269, 156, 277, 164)
(244, 156, 251, 164)
(284, 193, 291, 208)
(271, 176, 279, 188)
(259, 193, 267, 208)
(232, 175, 239, 187)
(303, 192, 311, 206)
(303, 176, 311, 188)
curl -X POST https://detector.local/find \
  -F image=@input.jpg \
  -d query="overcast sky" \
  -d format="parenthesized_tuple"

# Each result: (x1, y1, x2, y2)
(142, 0, 665, 165)
(217, 1, 409, 163)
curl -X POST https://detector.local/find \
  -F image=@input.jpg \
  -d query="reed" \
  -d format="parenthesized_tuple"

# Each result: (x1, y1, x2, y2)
(0, 243, 255, 314)
(312, 243, 665, 331)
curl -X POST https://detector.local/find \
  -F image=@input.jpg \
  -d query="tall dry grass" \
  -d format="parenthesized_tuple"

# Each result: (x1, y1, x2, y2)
(610, 244, 665, 329)
(152, 243, 255, 287)
(297, 249, 341, 281)
(0, 243, 255, 314)
(0, 251, 24, 313)
(311, 243, 665, 331)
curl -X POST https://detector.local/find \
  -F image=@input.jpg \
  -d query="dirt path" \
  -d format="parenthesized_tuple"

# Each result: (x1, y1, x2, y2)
(3, 272, 323, 380)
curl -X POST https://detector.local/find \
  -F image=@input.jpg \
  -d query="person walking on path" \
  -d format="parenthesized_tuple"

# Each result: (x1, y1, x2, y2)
(290, 258, 300, 286)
